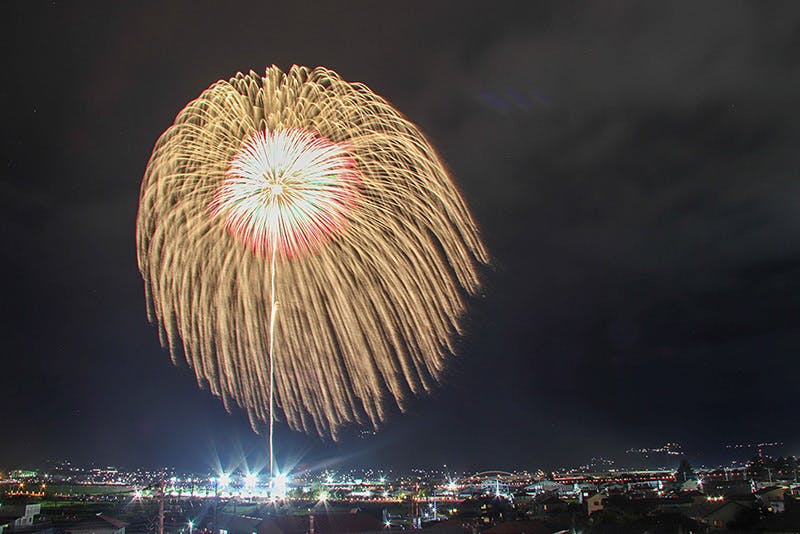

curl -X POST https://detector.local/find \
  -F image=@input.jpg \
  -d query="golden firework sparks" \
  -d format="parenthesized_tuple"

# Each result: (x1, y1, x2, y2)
(136, 66, 488, 451)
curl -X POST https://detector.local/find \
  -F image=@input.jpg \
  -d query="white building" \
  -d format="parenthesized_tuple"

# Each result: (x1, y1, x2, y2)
(0, 504, 41, 534)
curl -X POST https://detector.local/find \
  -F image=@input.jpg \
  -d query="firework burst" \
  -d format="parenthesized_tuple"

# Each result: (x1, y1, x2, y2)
(137, 65, 487, 442)
(209, 128, 361, 257)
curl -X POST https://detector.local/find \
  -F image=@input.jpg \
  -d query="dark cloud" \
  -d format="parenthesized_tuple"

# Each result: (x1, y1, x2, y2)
(2, 1, 800, 471)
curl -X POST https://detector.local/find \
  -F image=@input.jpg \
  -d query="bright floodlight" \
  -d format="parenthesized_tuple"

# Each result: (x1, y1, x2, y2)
(218, 473, 231, 487)
(271, 472, 288, 500)
(244, 473, 258, 489)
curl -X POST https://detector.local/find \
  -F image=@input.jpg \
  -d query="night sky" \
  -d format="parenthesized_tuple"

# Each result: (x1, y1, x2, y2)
(3, 2, 800, 473)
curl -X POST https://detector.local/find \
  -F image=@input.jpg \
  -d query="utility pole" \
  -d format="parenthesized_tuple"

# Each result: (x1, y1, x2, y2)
(158, 480, 165, 534)
(213, 479, 219, 534)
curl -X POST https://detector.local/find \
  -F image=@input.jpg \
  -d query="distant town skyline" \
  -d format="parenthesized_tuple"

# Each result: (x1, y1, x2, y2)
(2, 439, 796, 476)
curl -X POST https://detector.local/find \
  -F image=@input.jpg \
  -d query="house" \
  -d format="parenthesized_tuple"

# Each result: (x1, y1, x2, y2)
(756, 486, 789, 513)
(531, 495, 567, 516)
(0, 504, 42, 534)
(419, 518, 475, 533)
(702, 479, 752, 498)
(585, 493, 605, 516)
(65, 514, 127, 534)
(216, 514, 262, 534)
(483, 520, 550, 534)
(752, 495, 800, 533)
(524, 481, 568, 496)
(680, 479, 702, 492)
(686, 501, 750, 530)
(257, 512, 383, 534)
(703, 501, 746, 529)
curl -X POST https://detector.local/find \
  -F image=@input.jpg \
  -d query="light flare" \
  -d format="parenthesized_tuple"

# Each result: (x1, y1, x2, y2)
(271, 472, 288, 500)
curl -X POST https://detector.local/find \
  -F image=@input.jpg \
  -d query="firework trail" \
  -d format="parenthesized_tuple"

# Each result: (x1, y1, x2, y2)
(137, 66, 487, 453)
